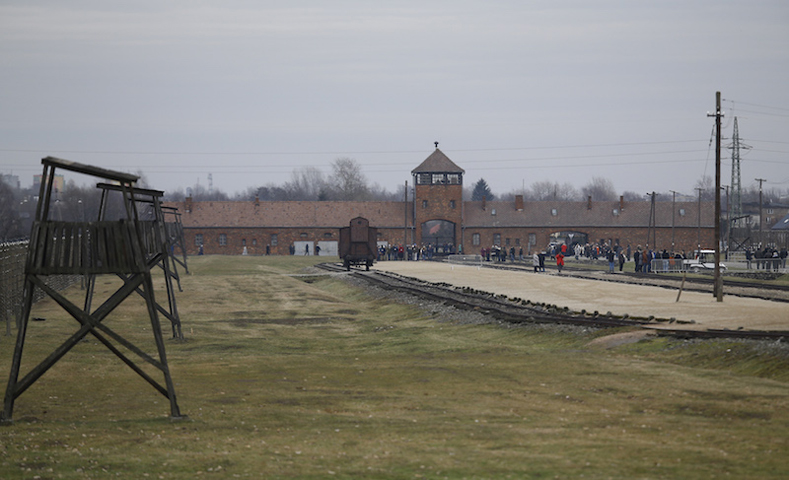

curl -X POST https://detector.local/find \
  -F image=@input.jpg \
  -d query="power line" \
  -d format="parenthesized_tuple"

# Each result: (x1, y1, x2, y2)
(0, 139, 707, 157)
(723, 99, 789, 113)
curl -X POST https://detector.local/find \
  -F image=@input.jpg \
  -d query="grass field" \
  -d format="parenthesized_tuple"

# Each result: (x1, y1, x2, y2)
(1, 255, 788, 479)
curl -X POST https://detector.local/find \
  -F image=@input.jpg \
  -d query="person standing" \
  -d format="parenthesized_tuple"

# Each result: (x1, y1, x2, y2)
(532, 252, 540, 273)
(618, 250, 626, 271)
(556, 250, 565, 273)
(607, 249, 616, 273)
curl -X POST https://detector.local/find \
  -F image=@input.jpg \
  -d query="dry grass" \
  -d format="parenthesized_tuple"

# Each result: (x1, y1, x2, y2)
(1, 255, 788, 479)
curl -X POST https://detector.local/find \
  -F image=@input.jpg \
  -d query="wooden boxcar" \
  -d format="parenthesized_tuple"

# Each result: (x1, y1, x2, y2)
(338, 216, 377, 270)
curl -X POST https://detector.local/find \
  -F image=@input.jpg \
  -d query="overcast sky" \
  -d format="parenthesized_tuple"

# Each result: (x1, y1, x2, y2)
(2, 1, 788, 199)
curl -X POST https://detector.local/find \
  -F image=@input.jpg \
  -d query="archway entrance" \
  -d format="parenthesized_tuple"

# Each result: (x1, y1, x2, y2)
(421, 220, 456, 252)
(549, 231, 588, 250)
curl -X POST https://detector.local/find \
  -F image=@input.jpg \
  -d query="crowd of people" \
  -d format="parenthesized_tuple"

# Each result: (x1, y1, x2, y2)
(376, 243, 457, 262)
(367, 240, 787, 274)
(745, 247, 788, 271)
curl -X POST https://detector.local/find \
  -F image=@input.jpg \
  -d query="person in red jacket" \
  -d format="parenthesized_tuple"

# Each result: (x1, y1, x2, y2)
(556, 251, 564, 273)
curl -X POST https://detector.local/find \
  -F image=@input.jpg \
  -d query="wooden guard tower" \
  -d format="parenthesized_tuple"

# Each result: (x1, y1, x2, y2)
(1, 157, 185, 423)
(161, 205, 189, 282)
(84, 182, 184, 340)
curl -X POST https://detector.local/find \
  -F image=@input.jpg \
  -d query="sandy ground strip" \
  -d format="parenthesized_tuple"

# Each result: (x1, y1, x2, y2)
(373, 262, 789, 332)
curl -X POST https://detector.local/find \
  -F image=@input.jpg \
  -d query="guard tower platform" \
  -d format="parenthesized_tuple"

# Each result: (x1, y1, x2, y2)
(2, 157, 185, 423)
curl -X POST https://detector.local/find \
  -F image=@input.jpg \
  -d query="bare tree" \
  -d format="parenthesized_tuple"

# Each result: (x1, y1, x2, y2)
(694, 175, 715, 201)
(622, 190, 645, 201)
(529, 180, 579, 201)
(327, 157, 370, 201)
(0, 180, 24, 240)
(285, 166, 326, 200)
(581, 177, 617, 201)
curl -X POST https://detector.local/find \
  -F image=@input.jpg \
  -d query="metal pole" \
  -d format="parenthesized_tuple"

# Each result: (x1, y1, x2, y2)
(756, 178, 766, 248)
(696, 187, 703, 252)
(670, 190, 677, 252)
(404, 181, 408, 254)
(708, 91, 723, 301)
(724, 185, 730, 260)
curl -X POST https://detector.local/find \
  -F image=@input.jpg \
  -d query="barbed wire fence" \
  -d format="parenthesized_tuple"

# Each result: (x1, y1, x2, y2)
(1, 241, 81, 337)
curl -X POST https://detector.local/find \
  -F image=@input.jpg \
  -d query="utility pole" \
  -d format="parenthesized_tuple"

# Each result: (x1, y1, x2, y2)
(695, 187, 703, 252)
(724, 185, 730, 260)
(404, 181, 408, 250)
(645, 192, 656, 249)
(756, 178, 766, 248)
(707, 91, 724, 301)
(669, 190, 678, 251)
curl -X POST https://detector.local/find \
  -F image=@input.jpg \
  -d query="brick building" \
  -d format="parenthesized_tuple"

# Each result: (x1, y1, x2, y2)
(166, 147, 715, 256)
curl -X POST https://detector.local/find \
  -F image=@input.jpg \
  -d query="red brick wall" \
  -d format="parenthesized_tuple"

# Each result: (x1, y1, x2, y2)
(414, 183, 463, 245)
(185, 226, 419, 255)
(461, 226, 714, 255)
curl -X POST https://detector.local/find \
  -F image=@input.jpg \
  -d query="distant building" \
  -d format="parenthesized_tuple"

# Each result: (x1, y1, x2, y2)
(165, 147, 715, 256)
(33, 174, 65, 193)
(1, 173, 20, 189)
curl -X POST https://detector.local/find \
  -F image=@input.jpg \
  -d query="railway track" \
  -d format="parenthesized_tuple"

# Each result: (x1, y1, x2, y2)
(315, 262, 789, 342)
(475, 261, 789, 303)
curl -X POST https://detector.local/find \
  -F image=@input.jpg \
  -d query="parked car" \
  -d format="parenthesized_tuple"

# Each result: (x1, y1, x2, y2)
(683, 249, 727, 273)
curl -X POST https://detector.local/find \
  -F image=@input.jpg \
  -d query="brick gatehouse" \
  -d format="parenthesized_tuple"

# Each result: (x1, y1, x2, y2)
(165, 147, 714, 257)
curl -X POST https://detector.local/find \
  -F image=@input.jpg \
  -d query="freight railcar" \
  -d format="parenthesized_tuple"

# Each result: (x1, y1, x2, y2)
(338, 217, 377, 270)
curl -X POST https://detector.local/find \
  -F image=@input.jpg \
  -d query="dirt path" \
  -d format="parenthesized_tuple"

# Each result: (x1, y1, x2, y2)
(373, 262, 789, 332)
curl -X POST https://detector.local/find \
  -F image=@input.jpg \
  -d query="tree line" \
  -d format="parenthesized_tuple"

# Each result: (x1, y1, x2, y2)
(1, 158, 787, 241)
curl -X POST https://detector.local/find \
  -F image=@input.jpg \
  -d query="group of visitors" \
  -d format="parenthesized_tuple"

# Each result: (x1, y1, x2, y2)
(745, 247, 788, 271)
(377, 243, 457, 262)
(479, 245, 525, 262)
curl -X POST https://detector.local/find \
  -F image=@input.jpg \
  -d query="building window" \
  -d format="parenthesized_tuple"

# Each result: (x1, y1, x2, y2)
(472, 233, 480, 246)
(551, 208, 558, 216)
(195, 233, 203, 246)
(493, 233, 501, 246)
(219, 234, 227, 246)
(447, 174, 461, 185)
(422, 200, 428, 209)
(515, 238, 521, 246)
(271, 234, 278, 245)
(323, 232, 333, 238)
(252, 239, 257, 245)
(767, 208, 774, 214)
(529, 233, 536, 245)
(242, 239, 246, 246)
(679, 209, 686, 216)
(450, 200, 456, 209)
(432, 173, 444, 184)
(300, 232, 308, 238)
(505, 238, 511, 246)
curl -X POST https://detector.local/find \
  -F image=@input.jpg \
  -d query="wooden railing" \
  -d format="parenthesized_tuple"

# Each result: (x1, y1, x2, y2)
(26, 221, 148, 275)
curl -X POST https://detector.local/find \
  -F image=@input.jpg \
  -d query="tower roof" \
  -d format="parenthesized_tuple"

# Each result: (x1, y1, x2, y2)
(411, 148, 465, 174)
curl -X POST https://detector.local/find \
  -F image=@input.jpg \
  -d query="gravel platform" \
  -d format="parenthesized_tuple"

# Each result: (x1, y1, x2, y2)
(371, 261, 789, 332)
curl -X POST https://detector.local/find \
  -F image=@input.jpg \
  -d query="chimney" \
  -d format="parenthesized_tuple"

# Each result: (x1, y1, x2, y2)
(619, 195, 624, 212)
(254, 194, 260, 207)
(515, 194, 524, 211)
(185, 196, 192, 213)
(587, 195, 592, 210)
(482, 195, 486, 211)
